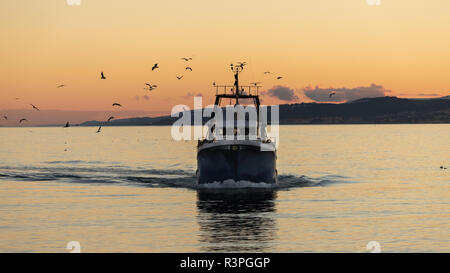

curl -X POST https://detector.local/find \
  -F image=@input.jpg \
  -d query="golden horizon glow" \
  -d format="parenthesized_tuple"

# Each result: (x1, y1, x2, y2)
(1, 0, 450, 124)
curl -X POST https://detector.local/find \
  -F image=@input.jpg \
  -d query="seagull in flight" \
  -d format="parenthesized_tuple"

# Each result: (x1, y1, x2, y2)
(152, 63, 159, 71)
(101, 72, 106, 79)
(112, 103, 122, 107)
(96, 126, 102, 133)
(57, 84, 66, 88)
(107, 116, 115, 122)
(19, 118, 27, 123)
(176, 75, 183, 80)
(30, 104, 40, 111)
(145, 83, 157, 91)
(185, 67, 193, 71)
(329, 91, 336, 98)
(237, 62, 247, 68)
(276, 76, 283, 80)
(181, 57, 192, 61)
(264, 71, 271, 74)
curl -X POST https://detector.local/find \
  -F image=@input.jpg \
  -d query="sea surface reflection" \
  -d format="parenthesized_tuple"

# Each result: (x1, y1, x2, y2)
(196, 189, 277, 252)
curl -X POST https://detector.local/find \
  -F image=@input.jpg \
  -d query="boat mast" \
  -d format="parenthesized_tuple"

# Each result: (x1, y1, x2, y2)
(213, 63, 263, 139)
(231, 63, 245, 104)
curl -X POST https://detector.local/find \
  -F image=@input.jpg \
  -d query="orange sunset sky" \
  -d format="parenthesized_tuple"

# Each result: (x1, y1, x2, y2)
(1, 0, 449, 125)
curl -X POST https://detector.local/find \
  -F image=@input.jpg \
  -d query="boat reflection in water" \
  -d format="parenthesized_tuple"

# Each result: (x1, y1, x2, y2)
(196, 189, 277, 252)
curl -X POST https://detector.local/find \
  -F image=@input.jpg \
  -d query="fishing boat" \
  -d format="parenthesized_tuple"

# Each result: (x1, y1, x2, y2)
(196, 63, 277, 185)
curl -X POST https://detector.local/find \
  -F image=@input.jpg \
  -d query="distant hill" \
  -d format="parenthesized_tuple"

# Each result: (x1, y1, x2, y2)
(80, 116, 176, 126)
(77, 96, 450, 126)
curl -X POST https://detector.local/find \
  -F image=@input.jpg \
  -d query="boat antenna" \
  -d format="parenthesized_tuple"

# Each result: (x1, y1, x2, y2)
(230, 62, 246, 104)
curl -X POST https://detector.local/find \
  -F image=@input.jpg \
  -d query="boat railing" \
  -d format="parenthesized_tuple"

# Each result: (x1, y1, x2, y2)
(214, 85, 261, 97)
(197, 127, 277, 146)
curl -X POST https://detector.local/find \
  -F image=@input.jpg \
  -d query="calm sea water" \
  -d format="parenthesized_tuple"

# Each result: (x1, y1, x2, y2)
(0, 125, 448, 252)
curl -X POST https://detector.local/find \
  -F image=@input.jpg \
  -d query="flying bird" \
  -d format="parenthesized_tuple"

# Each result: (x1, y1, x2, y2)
(329, 91, 336, 98)
(145, 83, 157, 90)
(176, 75, 183, 80)
(181, 57, 192, 61)
(96, 126, 102, 133)
(112, 103, 122, 107)
(100, 72, 106, 79)
(276, 76, 283, 80)
(30, 104, 40, 111)
(107, 116, 115, 122)
(237, 62, 247, 68)
(250, 82, 261, 86)
(152, 63, 159, 71)
(185, 67, 193, 71)
(57, 84, 66, 88)
(263, 71, 271, 74)
(19, 118, 27, 123)
(63, 122, 70, 128)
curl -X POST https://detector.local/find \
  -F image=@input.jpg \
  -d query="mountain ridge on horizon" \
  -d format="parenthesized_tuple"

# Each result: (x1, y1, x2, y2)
(74, 96, 450, 127)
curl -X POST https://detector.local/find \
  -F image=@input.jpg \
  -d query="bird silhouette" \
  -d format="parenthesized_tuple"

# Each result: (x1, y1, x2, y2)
(185, 67, 192, 71)
(57, 84, 66, 88)
(19, 118, 27, 123)
(264, 71, 271, 74)
(112, 103, 122, 107)
(145, 83, 157, 90)
(96, 126, 102, 133)
(250, 82, 261, 86)
(176, 75, 183, 80)
(101, 72, 106, 79)
(329, 91, 336, 98)
(63, 122, 70, 128)
(152, 63, 159, 71)
(181, 57, 192, 61)
(107, 116, 115, 122)
(276, 76, 283, 80)
(237, 62, 247, 68)
(30, 104, 40, 111)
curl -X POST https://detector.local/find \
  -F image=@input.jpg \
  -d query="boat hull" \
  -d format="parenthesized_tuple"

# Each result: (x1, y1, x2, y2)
(197, 141, 277, 185)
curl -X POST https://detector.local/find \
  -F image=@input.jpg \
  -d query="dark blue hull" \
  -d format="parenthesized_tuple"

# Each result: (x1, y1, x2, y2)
(197, 143, 277, 185)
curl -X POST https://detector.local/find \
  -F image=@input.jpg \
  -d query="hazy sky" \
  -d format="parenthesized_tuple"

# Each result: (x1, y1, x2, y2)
(1, 0, 449, 124)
